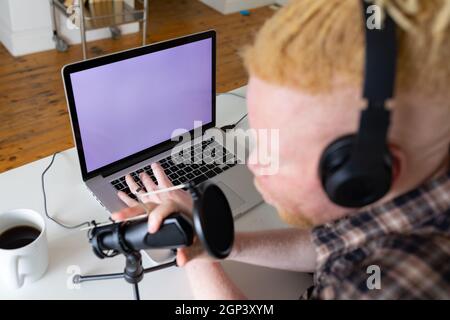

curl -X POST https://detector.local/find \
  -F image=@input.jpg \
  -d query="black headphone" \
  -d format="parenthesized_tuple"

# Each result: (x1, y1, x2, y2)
(319, 1, 397, 208)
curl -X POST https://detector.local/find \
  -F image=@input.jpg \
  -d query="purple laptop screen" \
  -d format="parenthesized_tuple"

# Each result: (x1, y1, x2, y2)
(70, 38, 213, 173)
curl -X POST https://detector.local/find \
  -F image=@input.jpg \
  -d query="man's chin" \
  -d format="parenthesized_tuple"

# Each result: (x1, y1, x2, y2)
(254, 179, 314, 229)
(276, 206, 315, 230)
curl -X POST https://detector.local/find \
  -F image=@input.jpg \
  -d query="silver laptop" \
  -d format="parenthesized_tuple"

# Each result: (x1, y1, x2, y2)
(61, 30, 262, 218)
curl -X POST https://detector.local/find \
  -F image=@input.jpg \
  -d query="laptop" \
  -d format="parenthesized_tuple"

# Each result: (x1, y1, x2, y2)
(61, 30, 262, 219)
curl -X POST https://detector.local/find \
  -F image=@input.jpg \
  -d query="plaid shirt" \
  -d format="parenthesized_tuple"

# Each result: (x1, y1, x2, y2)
(304, 169, 450, 299)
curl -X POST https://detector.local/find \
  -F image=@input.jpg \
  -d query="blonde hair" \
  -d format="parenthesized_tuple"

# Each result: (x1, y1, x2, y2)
(243, 0, 450, 97)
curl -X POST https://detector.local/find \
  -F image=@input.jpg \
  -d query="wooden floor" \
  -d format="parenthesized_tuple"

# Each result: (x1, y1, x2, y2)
(0, 0, 275, 173)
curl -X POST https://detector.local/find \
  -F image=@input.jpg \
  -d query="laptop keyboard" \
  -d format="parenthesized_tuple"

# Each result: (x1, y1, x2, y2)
(110, 139, 238, 200)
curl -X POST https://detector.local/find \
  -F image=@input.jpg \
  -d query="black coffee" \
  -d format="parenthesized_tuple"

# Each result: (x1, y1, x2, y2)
(0, 226, 41, 250)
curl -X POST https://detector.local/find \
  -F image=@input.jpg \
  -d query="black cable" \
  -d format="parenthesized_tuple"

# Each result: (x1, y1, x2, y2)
(41, 152, 91, 229)
(218, 92, 248, 131)
(220, 113, 248, 131)
(218, 92, 245, 99)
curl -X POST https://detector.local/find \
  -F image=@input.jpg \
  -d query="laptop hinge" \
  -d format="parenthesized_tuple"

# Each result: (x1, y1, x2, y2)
(100, 141, 178, 178)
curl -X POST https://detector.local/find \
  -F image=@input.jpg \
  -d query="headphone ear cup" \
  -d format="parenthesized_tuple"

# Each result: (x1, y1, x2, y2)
(319, 134, 355, 200)
(319, 135, 393, 208)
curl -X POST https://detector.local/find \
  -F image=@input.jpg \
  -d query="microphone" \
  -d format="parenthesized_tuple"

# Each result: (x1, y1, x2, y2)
(88, 182, 234, 260)
(89, 213, 194, 258)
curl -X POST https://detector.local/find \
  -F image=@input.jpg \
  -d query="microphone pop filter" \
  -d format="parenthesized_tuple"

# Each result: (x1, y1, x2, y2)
(192, 183, 234, 259)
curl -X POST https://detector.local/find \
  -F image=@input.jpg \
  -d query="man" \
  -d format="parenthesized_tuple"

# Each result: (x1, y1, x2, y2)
(112, 0, 450, 299)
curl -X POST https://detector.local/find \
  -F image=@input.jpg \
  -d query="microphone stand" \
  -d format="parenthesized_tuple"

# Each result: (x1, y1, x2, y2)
(73, 182, 233, 300)
(73, 251, 177, 300)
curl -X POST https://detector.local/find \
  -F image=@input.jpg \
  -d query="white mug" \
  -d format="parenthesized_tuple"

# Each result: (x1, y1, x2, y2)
(0, 209, 48, 289)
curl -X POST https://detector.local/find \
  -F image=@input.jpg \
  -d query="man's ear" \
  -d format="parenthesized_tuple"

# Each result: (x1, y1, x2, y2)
(388, 143, 405, 187)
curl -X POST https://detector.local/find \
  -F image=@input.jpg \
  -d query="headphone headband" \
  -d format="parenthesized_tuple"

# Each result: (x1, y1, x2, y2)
(362, 0, 397, 103)
(354, 1, 396, 162)
(318, 1, 397, 208)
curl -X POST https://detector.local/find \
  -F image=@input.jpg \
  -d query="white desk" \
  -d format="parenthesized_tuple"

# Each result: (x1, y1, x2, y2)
(0, 87, 312, 299)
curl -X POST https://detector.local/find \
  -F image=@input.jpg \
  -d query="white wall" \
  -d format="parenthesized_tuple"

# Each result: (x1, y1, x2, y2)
(0, 0, 139, 57)
(0, 0, 13, 52)
(1, 0, 56, 56)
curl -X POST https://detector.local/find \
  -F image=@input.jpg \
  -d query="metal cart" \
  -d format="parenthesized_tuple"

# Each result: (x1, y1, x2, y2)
(50, 0, 148, 60)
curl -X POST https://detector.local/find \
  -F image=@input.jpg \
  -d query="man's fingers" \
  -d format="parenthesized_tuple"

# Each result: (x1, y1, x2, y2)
(112, 202, 158, 221)
(147, 200, 181, 233)
(117, 191, 139, 208)
(140, 172, 157, 190)
(112, 205, 143, 221)
(139, 172, 160, 203)
(176, 249, 188, 267)
(151, 162, 172, 188)
(125, 174, 141, 194)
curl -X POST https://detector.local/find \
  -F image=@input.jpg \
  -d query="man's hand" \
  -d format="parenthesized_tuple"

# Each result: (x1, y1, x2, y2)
(114, 162, 193, 214)
(111, 162, 213, 266)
